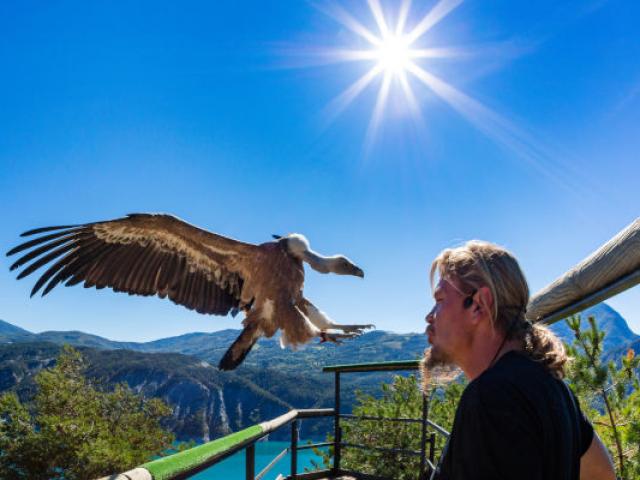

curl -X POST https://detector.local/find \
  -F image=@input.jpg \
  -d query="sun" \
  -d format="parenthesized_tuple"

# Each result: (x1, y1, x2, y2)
(375, 34, 414, 75)
(318, 0, 465, 140)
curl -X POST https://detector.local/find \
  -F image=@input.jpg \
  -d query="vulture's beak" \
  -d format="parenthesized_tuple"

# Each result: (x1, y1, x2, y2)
(272, 234, 282, 240)
(353, 266, 365, 278)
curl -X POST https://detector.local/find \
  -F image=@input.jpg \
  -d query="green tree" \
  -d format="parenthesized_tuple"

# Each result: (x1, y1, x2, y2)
(312, 374, 464, 480)
(565, 315, 640, 480)
(0, 345, 174, 480)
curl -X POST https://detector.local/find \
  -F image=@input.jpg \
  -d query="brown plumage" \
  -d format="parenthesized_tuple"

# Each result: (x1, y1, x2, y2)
(7, 213, 373, 370)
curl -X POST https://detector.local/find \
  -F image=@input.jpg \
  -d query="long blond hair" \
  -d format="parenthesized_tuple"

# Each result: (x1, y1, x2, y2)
(430, 240, 567, 379)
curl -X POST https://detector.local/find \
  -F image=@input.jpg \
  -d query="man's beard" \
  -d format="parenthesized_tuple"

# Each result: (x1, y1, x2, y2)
(419, 346, 460, 393)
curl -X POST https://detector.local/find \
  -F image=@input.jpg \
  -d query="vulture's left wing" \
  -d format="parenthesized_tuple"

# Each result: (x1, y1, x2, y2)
(7, 213, 258, 315)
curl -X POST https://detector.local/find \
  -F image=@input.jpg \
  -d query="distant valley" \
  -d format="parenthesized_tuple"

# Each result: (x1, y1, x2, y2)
(0, 302, 636, 442)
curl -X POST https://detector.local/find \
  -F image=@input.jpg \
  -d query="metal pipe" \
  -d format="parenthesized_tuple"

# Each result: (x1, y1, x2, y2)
(334, 371, 341, 472)
(323, 360, 421, 373)
(339, 413, 423, 423)
(426, 419, 450, 437)
(291, 419, 299, 479)
(420, 393, 428, 480)
(296, 408, 334, 418)
(255, 448, 288, 480)
(297, 442, 333, 451)
(340, 442, 422, 457)
(246, 444, 255, 480)
(428, 432, 436, 477)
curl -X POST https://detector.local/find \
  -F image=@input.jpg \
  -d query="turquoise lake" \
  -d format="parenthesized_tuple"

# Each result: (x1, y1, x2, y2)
(191, 441, 327, 480)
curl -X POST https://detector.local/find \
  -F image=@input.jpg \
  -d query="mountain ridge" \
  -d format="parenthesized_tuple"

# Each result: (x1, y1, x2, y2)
(0, 303, 636, 442)
(2, 302, 637, 360)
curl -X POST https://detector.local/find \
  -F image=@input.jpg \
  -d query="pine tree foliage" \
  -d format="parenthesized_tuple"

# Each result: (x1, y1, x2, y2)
(566, 315, 640, 480)
(312, 375, 464, 480)
(0, 345, 174, 480)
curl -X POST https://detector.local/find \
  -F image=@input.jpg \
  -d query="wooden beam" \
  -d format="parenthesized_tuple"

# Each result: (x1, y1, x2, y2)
(527, 218, 640, 324)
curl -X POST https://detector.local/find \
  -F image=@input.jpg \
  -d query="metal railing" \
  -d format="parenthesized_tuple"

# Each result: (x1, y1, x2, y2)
(323, 360, 449, 480)
(100, 359, 450, 480)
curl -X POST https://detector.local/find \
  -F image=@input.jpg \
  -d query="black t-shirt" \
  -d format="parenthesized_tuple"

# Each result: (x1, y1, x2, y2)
(432, 350, 594, 480)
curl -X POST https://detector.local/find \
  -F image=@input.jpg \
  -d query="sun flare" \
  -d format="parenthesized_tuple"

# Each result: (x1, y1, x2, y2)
(375, 35, 415, 75)
(305, 0, 582, 195)
(317, 0, 465, 141)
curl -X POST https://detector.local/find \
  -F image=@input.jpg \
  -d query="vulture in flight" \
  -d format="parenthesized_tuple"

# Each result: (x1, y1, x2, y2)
(6, 214, 373, 370)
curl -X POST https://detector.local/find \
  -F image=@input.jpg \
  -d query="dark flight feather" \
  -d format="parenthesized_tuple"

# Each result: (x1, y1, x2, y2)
(7, 230, 81, 256)
(20, 224, 81, 237)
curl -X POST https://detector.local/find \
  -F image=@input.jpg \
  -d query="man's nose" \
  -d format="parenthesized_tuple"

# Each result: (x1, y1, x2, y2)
(425, 308, 435, 324)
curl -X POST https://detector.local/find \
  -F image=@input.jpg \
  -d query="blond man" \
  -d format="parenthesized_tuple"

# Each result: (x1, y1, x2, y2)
(423, 241, 615, 480)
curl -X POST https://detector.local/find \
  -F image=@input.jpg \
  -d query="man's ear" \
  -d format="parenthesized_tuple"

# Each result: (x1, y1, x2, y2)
(474, 286, 494, 319)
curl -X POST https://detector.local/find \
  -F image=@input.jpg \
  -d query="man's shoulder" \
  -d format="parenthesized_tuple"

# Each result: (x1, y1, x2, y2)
(482, 350, 551, 386)
(461, 351, 558, 412)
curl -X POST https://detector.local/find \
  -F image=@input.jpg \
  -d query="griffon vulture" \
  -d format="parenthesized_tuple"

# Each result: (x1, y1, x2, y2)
(6, 214, 373, 370)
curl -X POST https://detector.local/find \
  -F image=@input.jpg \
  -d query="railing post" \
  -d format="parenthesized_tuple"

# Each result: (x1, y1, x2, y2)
(246, 444, 255, 480)
(420, 392, 428, 480)
(428, 432, 436, 476)
(291, 419, 299, 479)
(334, 371, 341, 473)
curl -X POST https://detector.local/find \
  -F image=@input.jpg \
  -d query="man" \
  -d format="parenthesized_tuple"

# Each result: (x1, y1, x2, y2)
(423, 240, 616, 480)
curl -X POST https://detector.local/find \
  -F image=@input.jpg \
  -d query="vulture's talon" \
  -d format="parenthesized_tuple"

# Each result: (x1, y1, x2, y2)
(320, 331, 359, 344)
(338, 324, 376, 334)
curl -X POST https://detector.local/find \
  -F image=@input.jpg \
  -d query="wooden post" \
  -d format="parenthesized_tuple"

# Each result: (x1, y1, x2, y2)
(246, 444, 255, 480)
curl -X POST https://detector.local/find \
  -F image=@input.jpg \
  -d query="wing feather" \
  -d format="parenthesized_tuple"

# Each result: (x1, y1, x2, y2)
(17, 242, 78, 280)
(20, 224, 82, 237)
(7, 213, 257, 315)
(8, 229, 82, 255)
(131, 249, 155, 294)
(10, 233, 89, 270)
(31, 251, 75, 297)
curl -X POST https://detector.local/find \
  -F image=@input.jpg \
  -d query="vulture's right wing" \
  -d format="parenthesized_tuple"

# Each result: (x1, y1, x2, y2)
(7, 213, 258, 315)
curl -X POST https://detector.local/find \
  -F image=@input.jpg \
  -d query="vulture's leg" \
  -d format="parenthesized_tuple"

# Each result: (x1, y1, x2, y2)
(334, 324, 376, 334)
(218, 314, 261, 371)
(319, 331, 360, 344)
(301, 298, 375, 338)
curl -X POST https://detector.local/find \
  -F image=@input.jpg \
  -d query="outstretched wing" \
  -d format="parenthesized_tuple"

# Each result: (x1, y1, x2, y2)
(7, 213, 258, 315)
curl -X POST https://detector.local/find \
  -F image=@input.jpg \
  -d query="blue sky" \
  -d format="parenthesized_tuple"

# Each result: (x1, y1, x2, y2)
(1, 0, 638, 341)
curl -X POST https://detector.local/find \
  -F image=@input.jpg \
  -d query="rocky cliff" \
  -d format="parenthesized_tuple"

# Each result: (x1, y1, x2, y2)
(0, 342, 290, 442)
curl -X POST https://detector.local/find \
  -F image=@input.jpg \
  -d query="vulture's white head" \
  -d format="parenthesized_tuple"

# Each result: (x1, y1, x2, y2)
(278, 233, 364, 278)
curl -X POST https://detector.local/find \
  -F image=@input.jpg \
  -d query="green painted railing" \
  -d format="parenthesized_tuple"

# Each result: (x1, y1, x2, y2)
(99, 408, 333, 480)
(144, 424, 264, 480)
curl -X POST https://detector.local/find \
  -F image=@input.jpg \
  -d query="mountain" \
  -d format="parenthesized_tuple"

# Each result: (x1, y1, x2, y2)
(0, 302, 636, 442)
(0, 319, 35, 342)
(3, 303, 635, 365)
(35, 330, 145, 350)
(0, 342, 290, 442)
(549, 303, 639, 352)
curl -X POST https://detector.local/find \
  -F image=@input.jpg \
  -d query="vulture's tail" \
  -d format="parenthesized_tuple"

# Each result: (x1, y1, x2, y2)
(218, 323, 261, 371)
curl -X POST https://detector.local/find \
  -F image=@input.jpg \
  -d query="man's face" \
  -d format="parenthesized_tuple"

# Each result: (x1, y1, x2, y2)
(424, 277, 473, 368)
